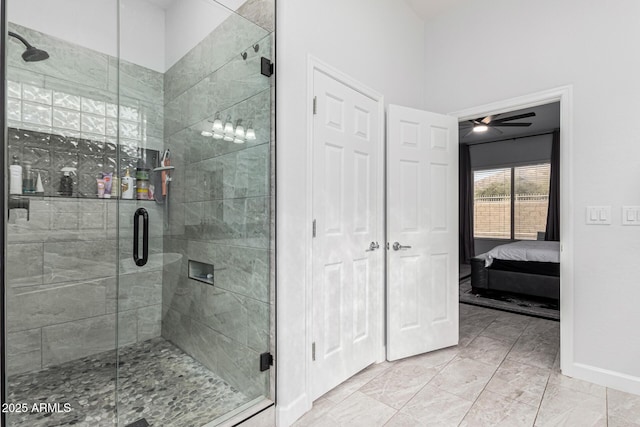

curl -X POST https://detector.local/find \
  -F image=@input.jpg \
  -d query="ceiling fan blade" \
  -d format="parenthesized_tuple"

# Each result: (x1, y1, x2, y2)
(459, 121, 473, 129)
(491, 122, 533, 127)
(490, 127, 504, 135)
(491, 112, 536, 123)
(480, 116, 494, 125)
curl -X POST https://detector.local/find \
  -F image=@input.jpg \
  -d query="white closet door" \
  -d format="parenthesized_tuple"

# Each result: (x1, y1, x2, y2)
(311, 70, 382, 399)
(386, 104, 459, 361)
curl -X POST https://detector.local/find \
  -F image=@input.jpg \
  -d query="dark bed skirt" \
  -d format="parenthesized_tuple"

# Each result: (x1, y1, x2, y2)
(470, 256, 560, 300)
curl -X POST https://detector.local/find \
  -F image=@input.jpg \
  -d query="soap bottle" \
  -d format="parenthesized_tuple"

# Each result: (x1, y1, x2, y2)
(59, 167, 77, 197)
(121, 168, 134, 199)
(9, 155, 22, 195)
(22, 161, 35, 194)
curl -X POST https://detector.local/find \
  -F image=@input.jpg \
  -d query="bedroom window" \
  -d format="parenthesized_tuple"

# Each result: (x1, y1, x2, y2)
(473, 163, 551, 240)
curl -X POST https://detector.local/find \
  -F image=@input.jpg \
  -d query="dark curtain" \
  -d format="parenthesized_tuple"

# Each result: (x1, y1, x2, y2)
(459, 144, 475, 263)
(545, 130, 560, 241)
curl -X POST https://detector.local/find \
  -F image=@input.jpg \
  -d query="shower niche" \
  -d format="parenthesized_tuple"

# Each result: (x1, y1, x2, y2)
(3, 1, 275, 426)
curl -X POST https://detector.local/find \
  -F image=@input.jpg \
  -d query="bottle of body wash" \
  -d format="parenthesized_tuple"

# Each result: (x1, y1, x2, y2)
(122, 168, 134, 199)
(9, 156, 22, 195)
(59, 167, 77, 197)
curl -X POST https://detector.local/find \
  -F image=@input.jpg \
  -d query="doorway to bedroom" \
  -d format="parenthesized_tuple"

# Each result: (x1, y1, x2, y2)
(457, 101, 561, 322)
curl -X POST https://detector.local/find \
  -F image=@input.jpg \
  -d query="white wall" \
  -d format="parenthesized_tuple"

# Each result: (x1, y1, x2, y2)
(276, 0, 426, 425)
(423, 0, 640, 392)
(9, 0, 166, 72)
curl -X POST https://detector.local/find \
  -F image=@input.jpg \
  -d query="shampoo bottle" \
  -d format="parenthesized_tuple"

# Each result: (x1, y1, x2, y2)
(9, 156, 22, 195)
(122, 168, 134, 199)
(59, 167, 77, 197)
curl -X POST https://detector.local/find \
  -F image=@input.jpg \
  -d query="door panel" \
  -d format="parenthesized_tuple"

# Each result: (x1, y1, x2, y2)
(386, 104, 459, 361)
(311, 71, 381, 399)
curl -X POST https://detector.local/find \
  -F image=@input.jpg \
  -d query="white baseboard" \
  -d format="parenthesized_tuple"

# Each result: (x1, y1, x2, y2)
(565, 362, 640, 396)
(275, 393, 311, 427)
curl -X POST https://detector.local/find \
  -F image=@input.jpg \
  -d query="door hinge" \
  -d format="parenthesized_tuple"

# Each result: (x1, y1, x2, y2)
(312, 219, 317, 238)
(261, 57, 274, 77)
(259, 352, 273, 372)
(312, 342, 316, 361)
(313, 96, 317, 115)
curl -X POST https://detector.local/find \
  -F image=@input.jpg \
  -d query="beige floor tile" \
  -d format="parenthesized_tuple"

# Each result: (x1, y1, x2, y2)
(323, 391, 396, 427)
(507, 334, 558, 369)
(430, 356, 496, 401)
(400, 384, 473, 426)
(460, 390, 538, 427)
(607, 388, 640, 427)
(522, 318, 560, 341)
(552, 350, 560, 372)
(383, 411, 422, 426)
(535, 383, 606, 426)
(479, 317, 529, 344)
(547, 372, 606, 398)
(495, 310, 533, 325)
(485, 358, 551, 406)
(292, 398, 335, 427)
(322, 361, 394, 404)
(460, 335, 513, 367)
(395, 345, 458, 369)
(360, 362, 441, 409)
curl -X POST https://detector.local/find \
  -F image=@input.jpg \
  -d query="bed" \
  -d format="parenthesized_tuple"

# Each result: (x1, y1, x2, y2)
(470, 241, 560, 300)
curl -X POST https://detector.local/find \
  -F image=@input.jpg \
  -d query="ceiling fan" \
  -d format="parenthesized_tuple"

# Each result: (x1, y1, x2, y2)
(460, 112, 536, 137)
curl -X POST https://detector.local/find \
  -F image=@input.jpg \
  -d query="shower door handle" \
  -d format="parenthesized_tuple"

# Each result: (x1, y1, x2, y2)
(133, 208, 149, 267)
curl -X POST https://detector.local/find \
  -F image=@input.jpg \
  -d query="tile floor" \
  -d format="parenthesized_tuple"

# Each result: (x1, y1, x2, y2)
(7, 338, 248, 427)
(294, 304, 640, 426)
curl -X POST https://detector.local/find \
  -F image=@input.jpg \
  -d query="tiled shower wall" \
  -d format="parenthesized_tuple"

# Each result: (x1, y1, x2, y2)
(161, 0, 275, 400)
(6, 23, 165, 374)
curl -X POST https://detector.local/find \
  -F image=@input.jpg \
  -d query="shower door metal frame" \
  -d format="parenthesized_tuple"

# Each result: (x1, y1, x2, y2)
(1, 0, 8, 424)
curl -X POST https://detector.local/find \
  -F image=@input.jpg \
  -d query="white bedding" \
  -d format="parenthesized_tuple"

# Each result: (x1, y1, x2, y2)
(484, 241, 560, 267)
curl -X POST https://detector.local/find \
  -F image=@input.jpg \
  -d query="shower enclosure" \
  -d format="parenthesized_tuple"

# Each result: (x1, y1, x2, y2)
(2, 0, 275, 426)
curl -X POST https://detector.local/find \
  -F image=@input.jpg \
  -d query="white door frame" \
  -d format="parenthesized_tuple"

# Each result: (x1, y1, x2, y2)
(449, 85, 574, 375)
(304, 55, 386, 405)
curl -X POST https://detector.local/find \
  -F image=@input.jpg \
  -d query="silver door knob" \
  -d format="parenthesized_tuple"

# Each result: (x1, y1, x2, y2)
(366, 241, 380, 252)
(392, 242, 412, 251)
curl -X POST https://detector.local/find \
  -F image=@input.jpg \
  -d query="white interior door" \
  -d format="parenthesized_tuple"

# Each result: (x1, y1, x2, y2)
(311, 70, 382, 399)
(386, 104, 459, 361)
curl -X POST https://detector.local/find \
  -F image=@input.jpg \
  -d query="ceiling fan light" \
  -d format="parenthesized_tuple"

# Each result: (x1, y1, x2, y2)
(213, 131, 224, 139)
(201, 130, 213, 137)
(246, 128, 256, 141)
(473, 125, 489, 133)
(212, 118, 223, 131)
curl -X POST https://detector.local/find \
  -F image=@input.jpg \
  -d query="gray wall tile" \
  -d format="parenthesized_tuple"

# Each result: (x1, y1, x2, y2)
(7, 242, 44, 287)
(236, 0, 275, 32)
(9, 23, 110, 92)
(42, 314, 116, 367)
(8, 281, 107, 332)
(137, 305, 162, 341)
(43, 240, 116, 284)
(7, 329, 42, 375)
(164, 12, 268, 102)
(118, 269, 163, 311)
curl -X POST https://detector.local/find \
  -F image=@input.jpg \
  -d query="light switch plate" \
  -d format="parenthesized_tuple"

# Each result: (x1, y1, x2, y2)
(622, 206, 640, 225)
(586, 206, 612, 225)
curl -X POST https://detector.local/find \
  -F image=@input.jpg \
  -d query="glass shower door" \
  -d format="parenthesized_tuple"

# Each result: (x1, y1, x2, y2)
(3, 2, 121, 426)
(114, 1, 275, 426)
(3, 0, 274, 425)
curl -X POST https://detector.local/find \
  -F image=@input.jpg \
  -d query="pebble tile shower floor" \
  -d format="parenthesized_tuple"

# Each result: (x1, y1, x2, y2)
(7, 338, 248, 427)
